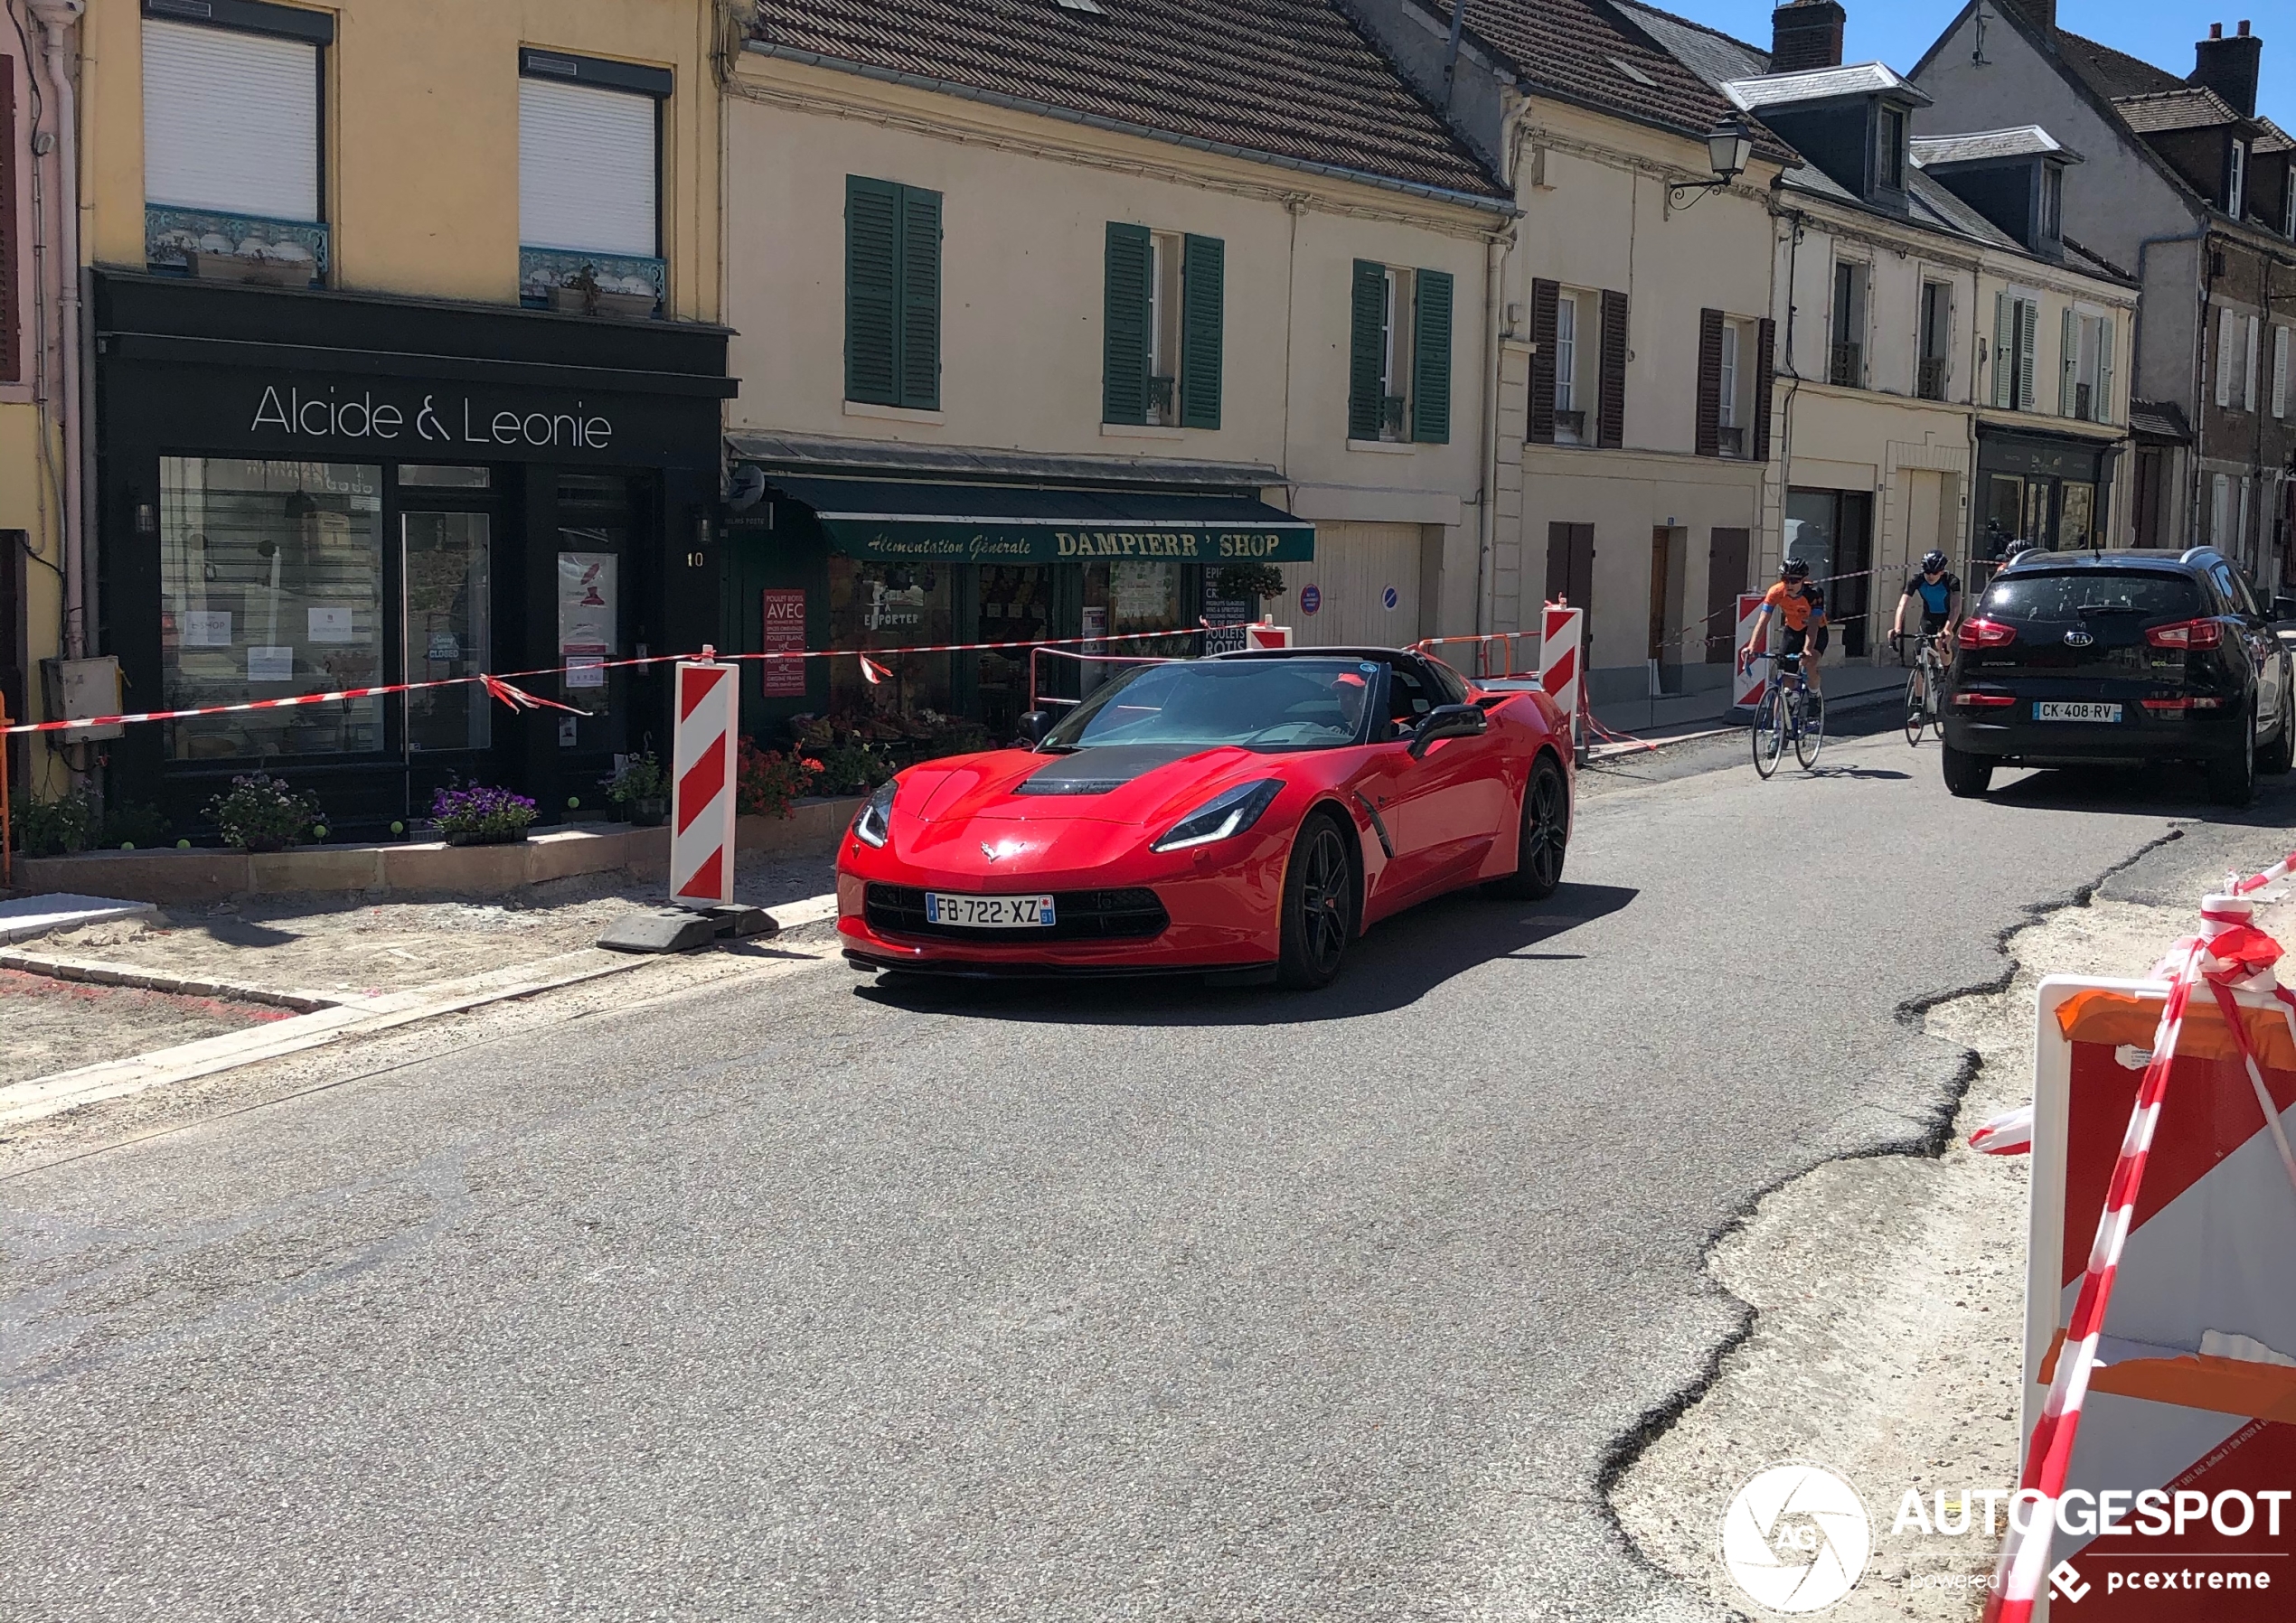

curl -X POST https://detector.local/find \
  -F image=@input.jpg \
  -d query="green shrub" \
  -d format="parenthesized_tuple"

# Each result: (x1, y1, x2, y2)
(104, 801, 172, 851)
(12, 789, 99, 858)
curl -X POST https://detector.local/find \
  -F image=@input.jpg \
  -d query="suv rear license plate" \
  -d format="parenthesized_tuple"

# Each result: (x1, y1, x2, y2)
(2035, 701, 2122, 723)
(926, 892, 1057, 928)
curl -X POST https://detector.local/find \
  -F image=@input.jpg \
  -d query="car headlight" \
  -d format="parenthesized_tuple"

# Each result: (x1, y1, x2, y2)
(852, 779, 897, 849)
(1150, 779, 1284, 853)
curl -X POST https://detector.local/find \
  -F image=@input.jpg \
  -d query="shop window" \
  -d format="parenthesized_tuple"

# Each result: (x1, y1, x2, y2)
(159, 458, 383, 763)
(141, 6, 330, 285)
(554, 473, 637, 746)
(976, 565, 1050, 739)
(1103, 224, 1223, 428)
(1083, 560, 1190, 695)
(846, 175, 943, 410)
(826, 558, 955, 734)
(518, 51, 669, 315)
(403, 513, 492, 754)
(1348, 259, 1453, 444)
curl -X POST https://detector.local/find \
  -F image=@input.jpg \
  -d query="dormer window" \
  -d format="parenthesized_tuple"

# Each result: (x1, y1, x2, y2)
(1877, 106, 1905, 192)
(2041, 165, 2063, 242)
(2230, 141, 2247, 218)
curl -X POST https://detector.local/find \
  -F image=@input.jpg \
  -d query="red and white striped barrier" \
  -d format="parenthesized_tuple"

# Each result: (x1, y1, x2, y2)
(1982, 889, 2296, 1621)
(669, 655, 739, 911)
(1732, 594, 1768, 709)
(1540, 605, 1584, 744)
(1245, 623, 1294, 651)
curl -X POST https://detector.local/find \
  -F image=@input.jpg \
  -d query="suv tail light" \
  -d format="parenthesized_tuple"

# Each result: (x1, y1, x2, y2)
(2143, 618, 2224, 650)
(1957, 617, 2018, 648)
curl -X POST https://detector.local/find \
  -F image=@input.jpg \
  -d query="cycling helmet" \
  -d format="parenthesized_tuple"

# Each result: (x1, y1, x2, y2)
(1781, 557, 1811, 580)
(1921, 549, 1949, 574)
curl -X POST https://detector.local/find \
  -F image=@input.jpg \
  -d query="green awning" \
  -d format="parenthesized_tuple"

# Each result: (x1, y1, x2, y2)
(766, 475, 1314, 565)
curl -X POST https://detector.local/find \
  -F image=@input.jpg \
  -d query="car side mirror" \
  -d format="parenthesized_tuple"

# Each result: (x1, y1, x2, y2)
(1017, 709, 1056, 746)
(1408, 702, 1487, 759)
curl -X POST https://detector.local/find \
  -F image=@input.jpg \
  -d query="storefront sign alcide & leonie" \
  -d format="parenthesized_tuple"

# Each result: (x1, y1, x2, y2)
(249, 384, 618, 453)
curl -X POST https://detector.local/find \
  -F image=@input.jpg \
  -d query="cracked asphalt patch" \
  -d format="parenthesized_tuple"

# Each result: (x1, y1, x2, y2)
(1610, 806, 2296, 1621)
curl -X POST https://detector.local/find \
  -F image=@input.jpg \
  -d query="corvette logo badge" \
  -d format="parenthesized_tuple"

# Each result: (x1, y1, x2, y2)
(983, 842, 1002, 861)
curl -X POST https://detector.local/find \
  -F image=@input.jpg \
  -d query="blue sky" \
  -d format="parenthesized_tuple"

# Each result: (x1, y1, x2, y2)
(1663, 1, 2294, 131)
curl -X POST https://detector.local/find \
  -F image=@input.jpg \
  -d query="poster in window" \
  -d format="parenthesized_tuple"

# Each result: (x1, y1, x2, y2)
(248, 646, 295, 683)
(183, 610, 233, 648)
(558, 553, 616, 662)
(761, 588, 808, 698)
(307, 606, 356, 643)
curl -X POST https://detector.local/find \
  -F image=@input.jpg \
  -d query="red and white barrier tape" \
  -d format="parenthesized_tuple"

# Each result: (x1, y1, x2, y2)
(1980, 892, 2296, 1623)
(1, 627, 1210, 738)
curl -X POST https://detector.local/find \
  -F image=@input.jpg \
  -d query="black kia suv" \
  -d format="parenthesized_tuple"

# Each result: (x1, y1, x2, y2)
(1941, 549, 2293, 805)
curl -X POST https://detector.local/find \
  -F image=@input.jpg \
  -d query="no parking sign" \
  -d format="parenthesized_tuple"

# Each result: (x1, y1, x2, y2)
(1300, 584, 1322, 615)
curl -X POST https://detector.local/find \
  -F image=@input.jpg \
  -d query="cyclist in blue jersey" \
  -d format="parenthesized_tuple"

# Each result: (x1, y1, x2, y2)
(1890, 550, 1963, 659)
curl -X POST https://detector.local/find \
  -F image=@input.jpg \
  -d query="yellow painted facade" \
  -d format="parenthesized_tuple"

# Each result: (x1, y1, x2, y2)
(4, 0, 726, 811)
(78, 0, 723, 316)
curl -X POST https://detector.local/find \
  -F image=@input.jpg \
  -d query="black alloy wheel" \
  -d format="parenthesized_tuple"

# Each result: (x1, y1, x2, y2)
(1491, 755, 1569, 900)
(1277, 813, 1357, 990)
(2207, 708, 2258, 807)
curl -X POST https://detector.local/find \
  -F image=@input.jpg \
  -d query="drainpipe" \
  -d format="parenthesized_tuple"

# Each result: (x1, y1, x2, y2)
(1477, 99, 1532, 643)
(29, 0, 85, 661)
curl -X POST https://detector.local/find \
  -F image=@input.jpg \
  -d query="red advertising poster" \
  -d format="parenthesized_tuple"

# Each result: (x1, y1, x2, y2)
(761, 589, 808, 697)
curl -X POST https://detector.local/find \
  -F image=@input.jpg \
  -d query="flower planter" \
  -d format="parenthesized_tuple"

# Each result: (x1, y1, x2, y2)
(628, 797, 667, 827)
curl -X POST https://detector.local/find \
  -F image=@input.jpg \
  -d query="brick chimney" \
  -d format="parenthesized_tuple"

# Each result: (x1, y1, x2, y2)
(2192, 20, 2263, 119)
(1994, 0, 2058, 35)
(1771, 0, 1846, 73)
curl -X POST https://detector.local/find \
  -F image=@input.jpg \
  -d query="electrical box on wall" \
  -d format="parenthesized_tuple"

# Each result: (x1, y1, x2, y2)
(40, 656, 126, 742)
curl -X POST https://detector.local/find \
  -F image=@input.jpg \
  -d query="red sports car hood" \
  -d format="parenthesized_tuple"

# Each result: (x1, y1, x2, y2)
(901, 745, 1275, 828)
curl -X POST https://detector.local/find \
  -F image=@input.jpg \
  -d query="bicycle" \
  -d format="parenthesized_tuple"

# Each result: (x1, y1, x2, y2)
(1749, 650, 1824, 777)
(1893, 629, 1948, 746)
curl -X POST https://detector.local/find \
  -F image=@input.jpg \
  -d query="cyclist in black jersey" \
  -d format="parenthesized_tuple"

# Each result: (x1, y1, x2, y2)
(1890, 550, 1963, 659)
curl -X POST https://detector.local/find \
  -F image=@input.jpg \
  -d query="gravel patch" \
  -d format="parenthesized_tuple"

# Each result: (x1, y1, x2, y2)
(0, 971, 293, 1088)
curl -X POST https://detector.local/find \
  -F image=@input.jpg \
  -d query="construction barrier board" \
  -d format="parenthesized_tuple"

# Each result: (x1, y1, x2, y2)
(1733, 594, 1768, 709)
(669, 660, 740, 911)
(2022, 972, 2296, 1618)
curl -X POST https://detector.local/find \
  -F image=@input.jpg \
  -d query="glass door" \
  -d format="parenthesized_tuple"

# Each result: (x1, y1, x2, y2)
(402, 511, 492, 754)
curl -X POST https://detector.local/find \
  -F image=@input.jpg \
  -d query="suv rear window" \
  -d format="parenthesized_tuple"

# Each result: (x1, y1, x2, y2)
(1980, 570, 2201, 623)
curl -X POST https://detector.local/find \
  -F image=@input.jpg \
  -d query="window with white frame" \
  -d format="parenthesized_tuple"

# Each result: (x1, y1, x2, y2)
(517, 50, 669, 310)
(145, 11, 328, 228)
(2060, 310, 2115, 424)
(1830, 260, 1868, 388)
(2229, 140, 2247, 219)
(2217, 305, 2240, 408)
(1146, 230, 1183, 426)
(1554, 289, 1590, 443)
(1378, 267, 1416, 441)
(2244, 314, 2261, 410)
(1993, 290, 2039, 411)
(1918, 282, 1952, 400)
(2213, 473, 2235, 549)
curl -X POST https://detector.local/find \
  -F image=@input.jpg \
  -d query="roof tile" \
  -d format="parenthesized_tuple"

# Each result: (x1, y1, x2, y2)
(748, 0, 1507, 202)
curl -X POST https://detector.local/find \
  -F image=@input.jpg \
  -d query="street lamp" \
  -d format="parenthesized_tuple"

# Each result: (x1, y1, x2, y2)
(1669, 117, 1755, 210)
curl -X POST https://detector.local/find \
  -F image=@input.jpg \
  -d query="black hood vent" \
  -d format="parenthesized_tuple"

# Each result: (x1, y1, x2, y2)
(1013, 745, 1194, 795)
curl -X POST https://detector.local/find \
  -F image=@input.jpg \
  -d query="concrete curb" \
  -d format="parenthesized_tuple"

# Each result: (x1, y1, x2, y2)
(0, 891, 845, 1130)
(0, 947, 346, 1012)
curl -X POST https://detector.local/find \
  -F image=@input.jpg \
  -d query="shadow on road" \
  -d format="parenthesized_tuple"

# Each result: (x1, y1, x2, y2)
(1984, 763, 2294, 827)
(852, 881, 1641, 1026)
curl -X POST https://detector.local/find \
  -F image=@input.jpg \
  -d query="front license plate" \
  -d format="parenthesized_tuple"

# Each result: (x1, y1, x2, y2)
(925, 892, 1058, 929)
(2035, 701, 2122, 723)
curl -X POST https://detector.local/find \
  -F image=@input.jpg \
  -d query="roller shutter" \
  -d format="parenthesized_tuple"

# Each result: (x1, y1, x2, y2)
(518, 79, 657, 257)
(142, 18, 320, 221)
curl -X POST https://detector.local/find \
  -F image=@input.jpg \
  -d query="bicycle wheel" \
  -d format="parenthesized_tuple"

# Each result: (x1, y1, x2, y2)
(1752, 690, 1784, 778)
(1796, 689, 1827, 769)
(1904, 669, 1926, 746)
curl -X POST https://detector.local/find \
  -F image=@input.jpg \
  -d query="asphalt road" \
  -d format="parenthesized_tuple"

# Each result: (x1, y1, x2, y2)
(6, 734, 2294, 1622)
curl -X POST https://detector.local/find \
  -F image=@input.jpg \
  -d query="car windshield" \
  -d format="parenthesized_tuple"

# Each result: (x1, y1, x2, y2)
(1041, 658, 1379, 752)
(1981, 571, 2201, 623)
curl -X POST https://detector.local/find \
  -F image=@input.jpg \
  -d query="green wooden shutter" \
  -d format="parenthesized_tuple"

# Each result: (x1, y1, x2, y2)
(1103, 222, 1151, 426)
(845, 175, 901, 406)
(1411, 268, 1453, 444)
(2059, 305, 2079, 417)
(898, 184, 943, 410)
(1991, 291, 2012, 409)
(1181, 233, 1224, 430)
(1349, 259, 1385, 441)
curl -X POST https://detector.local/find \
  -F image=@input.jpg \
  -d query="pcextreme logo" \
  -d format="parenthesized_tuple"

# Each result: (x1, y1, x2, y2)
(1722, 1466, 1873, 1614)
